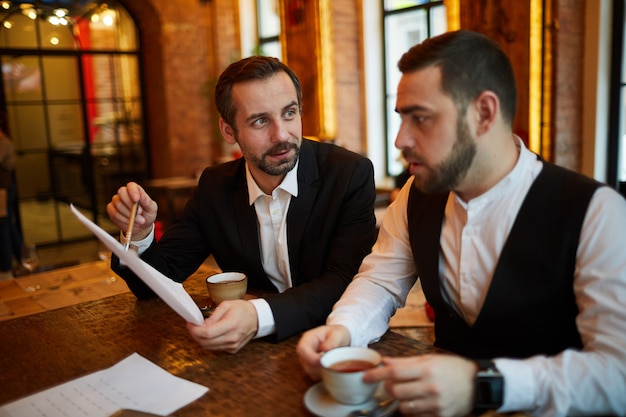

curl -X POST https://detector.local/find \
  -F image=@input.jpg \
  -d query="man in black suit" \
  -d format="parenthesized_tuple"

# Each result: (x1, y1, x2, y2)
(107, 56, 377, 353)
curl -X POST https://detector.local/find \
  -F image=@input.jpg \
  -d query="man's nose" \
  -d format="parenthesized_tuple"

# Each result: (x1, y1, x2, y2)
(394, 122, 413, 150)
(270, 120, 290, 142)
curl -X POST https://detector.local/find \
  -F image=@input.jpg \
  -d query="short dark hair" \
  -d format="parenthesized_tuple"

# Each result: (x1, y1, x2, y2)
(398, 30, 517, 125)
(214, 56, 303, 130)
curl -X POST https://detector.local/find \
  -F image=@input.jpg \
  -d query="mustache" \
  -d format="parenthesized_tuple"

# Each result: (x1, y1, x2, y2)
(401, 150, 422, 164)
(266, 141, 298, 155)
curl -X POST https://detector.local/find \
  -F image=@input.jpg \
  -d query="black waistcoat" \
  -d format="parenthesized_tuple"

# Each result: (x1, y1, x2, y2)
(408, 161, 602, 359)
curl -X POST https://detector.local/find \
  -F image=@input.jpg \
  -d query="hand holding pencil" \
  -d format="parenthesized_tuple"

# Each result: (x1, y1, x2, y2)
(124, 202, 139, 250)
(106, 182, 159, 244)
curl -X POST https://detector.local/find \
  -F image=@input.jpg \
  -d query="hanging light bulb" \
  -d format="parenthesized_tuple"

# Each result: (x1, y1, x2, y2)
(101, 9, 115, 27)
(1, 2, 10, 10)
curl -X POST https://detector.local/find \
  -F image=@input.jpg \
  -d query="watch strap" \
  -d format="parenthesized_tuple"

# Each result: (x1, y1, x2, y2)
(473, 359, 504, 415)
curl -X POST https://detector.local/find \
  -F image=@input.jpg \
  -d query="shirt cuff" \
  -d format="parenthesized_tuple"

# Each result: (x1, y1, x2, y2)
(118, 225, 154, 265)
(494, 358, 537, 413)
(249, 298, 276, 338)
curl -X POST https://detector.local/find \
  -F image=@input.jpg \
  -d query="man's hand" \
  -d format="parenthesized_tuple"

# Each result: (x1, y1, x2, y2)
(106, 182, 158, 241)
(362, 354, 477, 417)
(296, 325, 351, 380)
(186, 300, 259, 353)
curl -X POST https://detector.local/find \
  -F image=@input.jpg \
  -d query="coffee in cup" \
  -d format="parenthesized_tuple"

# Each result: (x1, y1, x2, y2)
(320, 346, 382, 404)
(206, 272, 248, 305)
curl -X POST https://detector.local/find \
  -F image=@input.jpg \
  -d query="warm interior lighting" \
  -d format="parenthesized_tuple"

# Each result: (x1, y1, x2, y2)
(529, 0, 542, 155)
(49, 35, 59, 45)
(23, 8, 37, 20)
(101, 9, 115, 26)
(444, 0, 460, 31)
(0, 3, 114, 31)
(529, 0, 552, 158)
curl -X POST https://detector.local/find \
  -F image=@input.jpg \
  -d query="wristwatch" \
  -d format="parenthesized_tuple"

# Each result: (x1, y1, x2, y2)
(473, 359, 504, 415)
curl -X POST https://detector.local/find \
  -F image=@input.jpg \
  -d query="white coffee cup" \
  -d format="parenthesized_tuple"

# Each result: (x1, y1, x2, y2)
(320, 346, 382, 404)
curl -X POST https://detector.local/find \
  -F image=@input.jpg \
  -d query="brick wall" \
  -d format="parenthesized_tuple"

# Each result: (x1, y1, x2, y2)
(124, 0, 587, 177)
(332, 0, 365, 154)
(553, 0, 585, 170)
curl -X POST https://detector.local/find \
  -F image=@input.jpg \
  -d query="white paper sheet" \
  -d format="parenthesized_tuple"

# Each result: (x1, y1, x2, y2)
(0, 353, 208, 417)
(69, 204, 204, 325)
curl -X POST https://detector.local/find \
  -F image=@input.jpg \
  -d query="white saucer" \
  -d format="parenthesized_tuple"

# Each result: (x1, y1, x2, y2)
(303, 382, 397, 417)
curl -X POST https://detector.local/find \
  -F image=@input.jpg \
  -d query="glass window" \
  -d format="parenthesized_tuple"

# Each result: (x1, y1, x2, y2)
(616, 1, 626, 188)
(256, 0, 281, 59)
(0, 0, 144, 246)
(383, 0, 446, 176)
(607, 0, 626, 196)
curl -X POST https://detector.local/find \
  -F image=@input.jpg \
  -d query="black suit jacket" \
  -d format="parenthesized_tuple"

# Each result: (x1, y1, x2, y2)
(113, 139, 377, 340)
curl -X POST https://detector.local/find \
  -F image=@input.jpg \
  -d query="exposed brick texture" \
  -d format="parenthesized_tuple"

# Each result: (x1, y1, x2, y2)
(124, 0, 586, 177)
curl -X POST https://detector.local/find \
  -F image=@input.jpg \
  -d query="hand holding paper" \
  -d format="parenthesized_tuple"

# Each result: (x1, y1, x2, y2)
(70, 204, 204, 325)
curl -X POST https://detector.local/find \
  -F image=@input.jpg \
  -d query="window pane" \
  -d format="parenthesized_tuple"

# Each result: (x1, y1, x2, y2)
(114, 55, 140, 99)
(259, 40, 282, 60)
(430, 4, 447, 36)
(384, 9, 428, 175)
(2, 56, 43, 102)
(385, 0, 433, 11)
(258, 0, 280, 38)
(617, 1, 626, 184)
(84, 7, 137, 51)
(48, 103, 84, 147)
(7, 104, 48, 151)
(116, 6, 139, 51)
(617, 96, 626, 182)
(0, 12, 38, 48)
(43, 56, 81, 100)
(386, 95, 402, 175)
(39, 19, 76, 49)
(15, 153, 51, 201)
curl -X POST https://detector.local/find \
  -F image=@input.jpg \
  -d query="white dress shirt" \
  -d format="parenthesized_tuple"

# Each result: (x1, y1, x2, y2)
(328, 138, 626, 416)
(246, 160, 298, 338)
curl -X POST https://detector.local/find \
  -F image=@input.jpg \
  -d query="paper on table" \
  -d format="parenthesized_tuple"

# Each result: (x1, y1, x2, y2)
(69, 204, 204, 325)
(0, 353, 208, 417)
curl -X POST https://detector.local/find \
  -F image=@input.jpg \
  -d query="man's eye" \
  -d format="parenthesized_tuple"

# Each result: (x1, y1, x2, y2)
(285, 109, 297, 118)
(413, 115, 427, 124)
(253, 118, 267, 127)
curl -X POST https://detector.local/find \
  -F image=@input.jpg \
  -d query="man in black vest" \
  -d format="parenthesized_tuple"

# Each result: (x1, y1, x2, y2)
(297, 30, 626, 417)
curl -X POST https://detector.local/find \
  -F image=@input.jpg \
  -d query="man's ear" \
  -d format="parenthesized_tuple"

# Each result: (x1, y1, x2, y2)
(473, 91, 499, 135)
(219, 118, 237, 145)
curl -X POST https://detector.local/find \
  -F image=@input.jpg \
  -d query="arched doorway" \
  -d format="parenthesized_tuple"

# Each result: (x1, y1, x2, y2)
(0, 0, 148, 248)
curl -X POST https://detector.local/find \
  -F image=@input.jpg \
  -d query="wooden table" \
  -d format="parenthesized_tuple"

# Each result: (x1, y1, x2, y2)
(0, 269, 437, 416)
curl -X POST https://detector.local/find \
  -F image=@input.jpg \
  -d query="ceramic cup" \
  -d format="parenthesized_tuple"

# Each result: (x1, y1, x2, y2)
(206, 272, 248, 305)
(320, 346, 382, 405)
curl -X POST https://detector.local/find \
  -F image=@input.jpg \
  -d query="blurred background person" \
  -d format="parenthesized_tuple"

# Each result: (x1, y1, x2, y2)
(0, 125, 22, 279)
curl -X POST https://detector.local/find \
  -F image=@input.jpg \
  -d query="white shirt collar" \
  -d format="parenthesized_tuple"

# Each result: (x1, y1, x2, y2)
(246, 158, 300, 205)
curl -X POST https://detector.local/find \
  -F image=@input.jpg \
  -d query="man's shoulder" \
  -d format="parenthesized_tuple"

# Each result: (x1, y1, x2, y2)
(196, 158, 245, 189)
(303, 138, 370, 166)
